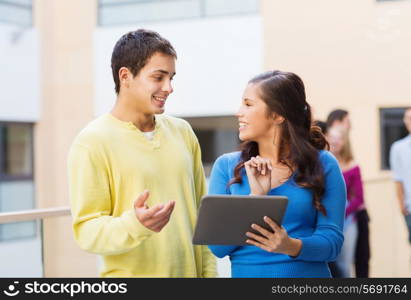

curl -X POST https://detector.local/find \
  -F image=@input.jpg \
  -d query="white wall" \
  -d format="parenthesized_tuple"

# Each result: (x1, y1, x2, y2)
(94, 15, 263, 117)
(0, 25, 40, 122)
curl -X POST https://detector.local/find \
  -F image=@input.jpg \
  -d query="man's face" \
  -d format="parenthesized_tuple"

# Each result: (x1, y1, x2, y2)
(122, 52, 176, 115)
(404, 109, 411, 134)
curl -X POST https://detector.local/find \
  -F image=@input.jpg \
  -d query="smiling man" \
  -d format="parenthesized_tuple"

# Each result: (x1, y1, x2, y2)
(68, 29, 216, 277)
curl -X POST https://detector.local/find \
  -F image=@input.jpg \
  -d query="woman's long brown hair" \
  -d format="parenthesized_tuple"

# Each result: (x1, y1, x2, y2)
(229, 71, 329, 215)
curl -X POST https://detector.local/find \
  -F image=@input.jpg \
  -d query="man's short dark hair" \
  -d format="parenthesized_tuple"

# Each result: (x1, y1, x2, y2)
(111, 29, 177, 94)
(326, 109, 348, 128)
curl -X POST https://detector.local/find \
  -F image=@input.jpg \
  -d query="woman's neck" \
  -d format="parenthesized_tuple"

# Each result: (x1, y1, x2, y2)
(334, 154, 354, 169)
(258, 140, 279, 165)
(333, 153, 342, 161)
(257, 130, 284, 166)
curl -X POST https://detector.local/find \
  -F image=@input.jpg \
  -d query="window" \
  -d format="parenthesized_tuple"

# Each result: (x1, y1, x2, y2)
(0, 122, 35, 241)
(379, 108, 409, 170)
(1, 124, 33, 178)
(98, 0, 259, 26)
(0, 0, 32, 27)
(183, 116, 240, 177)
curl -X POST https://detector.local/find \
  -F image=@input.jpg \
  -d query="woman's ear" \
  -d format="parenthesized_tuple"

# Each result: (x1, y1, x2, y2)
(272, 113, 285, 125)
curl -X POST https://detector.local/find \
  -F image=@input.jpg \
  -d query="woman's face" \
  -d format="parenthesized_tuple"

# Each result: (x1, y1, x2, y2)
(235, 83, 277, 142)
(327, 128, 344, 155)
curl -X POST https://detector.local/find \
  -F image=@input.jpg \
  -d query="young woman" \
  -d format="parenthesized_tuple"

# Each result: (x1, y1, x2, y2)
(327, 126, 365, 278)
(327, 109, 371, 278)
(207, 70, 347, 278)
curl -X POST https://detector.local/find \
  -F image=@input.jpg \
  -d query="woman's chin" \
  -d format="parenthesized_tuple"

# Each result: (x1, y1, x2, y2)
(239, 133, 251, 142)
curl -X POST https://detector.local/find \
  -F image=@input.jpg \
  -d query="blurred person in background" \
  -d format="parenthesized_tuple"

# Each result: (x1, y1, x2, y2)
(390, 107, 411, 257)
(327, 109, 370, 277)
(314, 120, 328, 136)
(327, 126, 365, 277)
(326, 109, 351, 131)
(68, 29, 216, 277)
(207, 70, 346, 278)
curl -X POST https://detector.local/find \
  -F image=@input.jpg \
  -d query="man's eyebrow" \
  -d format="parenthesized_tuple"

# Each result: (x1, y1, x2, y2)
(152, 69, 176, 76)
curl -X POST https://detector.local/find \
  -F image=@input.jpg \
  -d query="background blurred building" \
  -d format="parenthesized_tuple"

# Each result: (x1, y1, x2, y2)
(0, 0, 410, 277)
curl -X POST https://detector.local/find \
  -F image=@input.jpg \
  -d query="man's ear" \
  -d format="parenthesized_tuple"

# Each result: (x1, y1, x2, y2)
(118, 67, 131, 89)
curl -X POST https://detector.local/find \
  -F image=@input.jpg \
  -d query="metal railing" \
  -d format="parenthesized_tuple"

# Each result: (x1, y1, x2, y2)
(0, 207, 71, 277)
(0, 207, 71, 224)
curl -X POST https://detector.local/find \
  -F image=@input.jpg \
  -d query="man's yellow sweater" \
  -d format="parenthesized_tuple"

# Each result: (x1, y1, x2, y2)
(68, 113, 216, 277)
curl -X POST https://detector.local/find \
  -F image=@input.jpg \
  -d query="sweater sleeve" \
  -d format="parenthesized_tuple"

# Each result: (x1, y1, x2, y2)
(207, 154, 240, 258)
(295, 151, 346, 262)
(188, 127, 217, 278)
(345, 166, 365, 217)
(68, 142, 154, 256)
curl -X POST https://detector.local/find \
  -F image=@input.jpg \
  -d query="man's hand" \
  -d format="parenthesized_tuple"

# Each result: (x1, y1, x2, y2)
(400, 202, 409, 216)
(395, 182, 409, 216)
(134, 190, 175, 232)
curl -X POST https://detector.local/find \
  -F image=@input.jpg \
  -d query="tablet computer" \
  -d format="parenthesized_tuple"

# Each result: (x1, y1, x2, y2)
(192, 195, 288, 245)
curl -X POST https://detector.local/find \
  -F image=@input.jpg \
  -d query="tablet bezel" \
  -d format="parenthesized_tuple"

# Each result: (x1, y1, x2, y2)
(192, 195, 288, 245)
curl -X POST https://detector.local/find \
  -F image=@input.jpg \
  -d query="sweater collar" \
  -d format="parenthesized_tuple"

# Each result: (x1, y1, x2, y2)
(106, 113, 161, 132)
